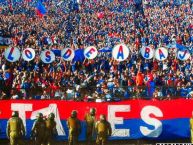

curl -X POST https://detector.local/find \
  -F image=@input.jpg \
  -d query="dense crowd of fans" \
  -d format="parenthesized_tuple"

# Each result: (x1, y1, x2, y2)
(0, 0, 192, 101)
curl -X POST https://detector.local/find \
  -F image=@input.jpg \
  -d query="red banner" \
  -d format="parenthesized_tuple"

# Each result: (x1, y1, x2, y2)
(0, 99, 192, 140)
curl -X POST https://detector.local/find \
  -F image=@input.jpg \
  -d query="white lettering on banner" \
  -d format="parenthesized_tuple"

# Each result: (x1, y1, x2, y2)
(30, 104, 66, 136)
(140, 106, 163, 137)
(11, 103, 32, 133)
(108, 105, 130, 137)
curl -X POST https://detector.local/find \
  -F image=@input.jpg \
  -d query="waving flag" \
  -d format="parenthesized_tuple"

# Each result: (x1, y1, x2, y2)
(36, 1, 47, 17)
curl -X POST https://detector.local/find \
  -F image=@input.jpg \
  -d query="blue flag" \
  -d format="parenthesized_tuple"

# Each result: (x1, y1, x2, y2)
(36, 1, 47, 16)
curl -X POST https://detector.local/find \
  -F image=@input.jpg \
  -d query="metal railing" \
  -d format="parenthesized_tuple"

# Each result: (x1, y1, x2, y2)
(0, 85, 192, 101)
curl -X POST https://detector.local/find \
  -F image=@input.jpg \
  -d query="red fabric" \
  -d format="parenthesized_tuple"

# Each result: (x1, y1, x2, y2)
(153, 61, 158, 71)
(136, 72, 144, 86)
(36, 9, 44, 18)
(97, 12, 104, 19)
(15, 84, 21, 91)
(147, 72, 153, 82)
(167, 79, 173, 86)
(0, 99, 193, 120)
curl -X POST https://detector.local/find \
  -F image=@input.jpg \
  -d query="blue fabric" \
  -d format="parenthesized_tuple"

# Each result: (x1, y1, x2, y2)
(52, 49, 61, 57)
(180, 88, 188, 97)
(148, 81, 155, 97)
(175, 43, 187, 51)
(99, 47, 112, 53)
(36, 1, 47, 15)
(4, 72, 10, 79)
(0, 118, 190, 140)
(73, 49, 85, 62)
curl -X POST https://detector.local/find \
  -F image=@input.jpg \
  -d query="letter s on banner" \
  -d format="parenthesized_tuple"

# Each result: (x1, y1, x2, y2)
(4, 47, 21, 62)
(40, 50, 55, 63)
(22, 48, 35, 61)
(140, 106, 163, 137)
(108, 105, 130, 137)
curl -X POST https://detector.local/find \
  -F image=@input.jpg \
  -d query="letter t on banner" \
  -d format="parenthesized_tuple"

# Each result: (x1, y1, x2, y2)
(30, 104, 66, 136)
(11, 103, 33, 133)
(108, 105, 130, 137)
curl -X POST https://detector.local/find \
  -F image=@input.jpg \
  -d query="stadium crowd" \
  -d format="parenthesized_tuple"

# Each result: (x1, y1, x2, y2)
(0, 0, 193, 101)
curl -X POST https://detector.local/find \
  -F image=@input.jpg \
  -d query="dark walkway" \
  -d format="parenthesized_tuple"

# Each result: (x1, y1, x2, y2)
(0, 139, 190, 145)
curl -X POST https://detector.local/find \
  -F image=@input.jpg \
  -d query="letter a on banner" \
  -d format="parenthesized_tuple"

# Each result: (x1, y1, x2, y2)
(155, 47, 168, 61)
(4, 47, 21, 62)
(117, 45, 124, 59)
(112, 44, 129, 61)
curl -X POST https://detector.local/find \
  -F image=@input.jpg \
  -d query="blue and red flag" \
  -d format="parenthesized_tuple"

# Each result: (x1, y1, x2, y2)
(36, 1, 47, 17)
(0, 99, 192, 140)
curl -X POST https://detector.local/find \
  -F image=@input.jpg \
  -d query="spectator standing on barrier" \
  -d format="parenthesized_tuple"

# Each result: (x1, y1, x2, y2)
(95, 114, 112, 145)
(6, 111, 25, 145)
(190, 112, 193, 143)
(84, 108, 96, 145)
(31, 113, 46, 145)
(44, 113, 57, 145)
(67, 110, 81, 145)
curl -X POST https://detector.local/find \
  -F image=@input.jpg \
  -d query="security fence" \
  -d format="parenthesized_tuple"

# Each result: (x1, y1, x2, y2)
(0, 85, 192, 101)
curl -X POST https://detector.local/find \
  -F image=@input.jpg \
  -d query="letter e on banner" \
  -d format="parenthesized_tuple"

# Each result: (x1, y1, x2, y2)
(112, 44, 129, 61)
(4, 47, 20, 62)
(84, 46, 98, 59)
(22, 48, 35, 61)
(108, 105, 130, 137)
(40, 50, 55, 63)
(140, 106, 163, 137)
(61, 48, 75, 61)
(155, 47, 168, 61)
